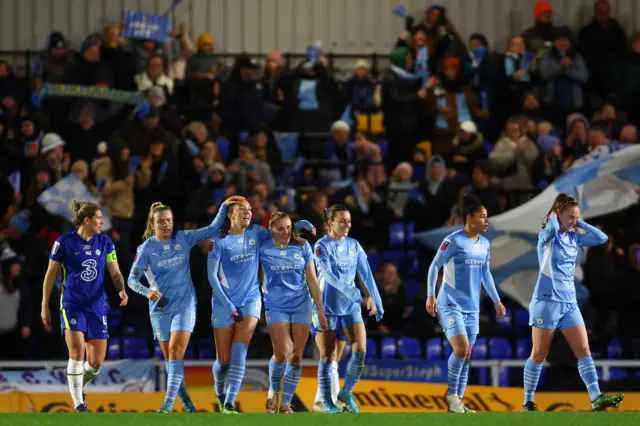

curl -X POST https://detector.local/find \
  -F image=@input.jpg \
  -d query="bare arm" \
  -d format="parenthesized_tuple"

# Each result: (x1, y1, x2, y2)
(106, 258, 128, 306)
(41, 260, 60, 329)
(305, 261, 326, 317)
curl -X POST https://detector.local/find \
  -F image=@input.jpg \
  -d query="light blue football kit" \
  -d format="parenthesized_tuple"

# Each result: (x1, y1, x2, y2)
(260, 239, 315, 326)
(523, 216, 609, 407)
(427, 229, 500, 400)
(313, 235, 384, 413)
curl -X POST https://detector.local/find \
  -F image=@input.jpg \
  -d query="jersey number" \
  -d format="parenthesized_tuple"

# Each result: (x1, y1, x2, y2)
(81, 259, 98, 282)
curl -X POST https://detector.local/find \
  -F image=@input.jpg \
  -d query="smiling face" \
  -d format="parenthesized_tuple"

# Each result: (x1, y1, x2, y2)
(328, 210, 352, 239)
(270, 215, 292, 246)
(153, 209, 174, 239)
(229, 201, 252, 229)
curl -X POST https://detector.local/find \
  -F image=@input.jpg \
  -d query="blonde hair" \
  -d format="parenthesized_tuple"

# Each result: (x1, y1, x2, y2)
(70, 200, 100, 227)
(542, 193, 579, 229)
(143, 202, 172, 240)
(269, 212, 306, 246)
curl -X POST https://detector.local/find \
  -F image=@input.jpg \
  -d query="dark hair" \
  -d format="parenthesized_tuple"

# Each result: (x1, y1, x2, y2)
(469, 33, 489, 48)
(218, 201, 247, 238)
(323, 204, 349, 232)
(70, 200, 100, 227)
(474, 160, 494, 177)
(269, 212, 305, 246)
(542, 193, 579, 229)
(458, 194, 483, 224)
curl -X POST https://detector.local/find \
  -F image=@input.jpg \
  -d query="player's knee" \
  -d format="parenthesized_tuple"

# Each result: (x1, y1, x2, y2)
(572, 345, 591, 359)
(530, 347, 549, 363)
(68, 348, 84, 361)
(453, 344, 470, 359)
(168, 344, 187, 361)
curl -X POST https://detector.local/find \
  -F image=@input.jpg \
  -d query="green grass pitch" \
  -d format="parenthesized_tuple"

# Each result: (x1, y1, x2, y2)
(1, 412, 640, 426)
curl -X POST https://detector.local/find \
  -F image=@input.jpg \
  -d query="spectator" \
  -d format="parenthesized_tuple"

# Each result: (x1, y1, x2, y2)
(522, 92, 543, 123)
(186, 32, 218, 81)
(66, 39, 112, 87)
(608, 31, 640, 127)
(539, 27, 589, 127)
(99, 21, 136, 91)
(184, 162, 229, 226)
(26, 133, 70, 206)
(490, 118, 539, 191)
(300, 191, 328, 241)
(121, 105, 177, 156)
(381, 47, 424, 169)
(619, 124, 638, 144)
(38, 32, 75, 84)
(353, 131, 382, 177)
(318, 120, 354, 184)
(61, 102, 111, 164)
(522, 1, 557, 53)
(135, 55, 174, 96)
(342, 59, 377, 112)
(449, 121, 488, 180)
(0, 61, 28, 110)
(374, 263, 408, 335)
(262, 51, 285, 106)
(227, 143, 275, 196)
(386, 162, 414, 218)
(217, 54, 264, 136)
(564, 113, 590, 161)
(468, 160, 503, 216)
(427, 57, 488, 155)
(125, 38, 163, 75)
(249, 129, 283, 179)
(134, 138, 182, 215)
(0, 247, 32, 360)
(404, 155, 460, 232)
(466, 33, 499, 139)
(498, 36, 535, 123)
(146, 86, 183, 136)
(577, 0, 628, 112)
(167, 22, 195, 81)
(531, 134, 565, 190)
(92, 138, 151, 258)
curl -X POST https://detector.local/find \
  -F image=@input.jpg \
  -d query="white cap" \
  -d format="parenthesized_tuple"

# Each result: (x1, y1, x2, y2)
(460, 121, 477, 134)
(40, 133, 65, 153)
(97, 141, 108, 155)
(331, 120, 350, 133)
(355, 59, 369, 70)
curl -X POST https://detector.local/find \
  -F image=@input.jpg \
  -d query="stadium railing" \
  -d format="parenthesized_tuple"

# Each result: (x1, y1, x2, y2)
(1, 360, 638, 390)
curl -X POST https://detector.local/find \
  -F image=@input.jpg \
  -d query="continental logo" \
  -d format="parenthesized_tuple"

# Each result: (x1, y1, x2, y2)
(352, 388, 515, 412)
(38, 401, 242, 413)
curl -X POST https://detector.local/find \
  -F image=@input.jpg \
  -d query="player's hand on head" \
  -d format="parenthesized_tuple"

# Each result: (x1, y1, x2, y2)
(119, 290, 129, 307)
(494, 301, 506, 319)
(425, 296, 437, 317)
(224, 196, 245, 206)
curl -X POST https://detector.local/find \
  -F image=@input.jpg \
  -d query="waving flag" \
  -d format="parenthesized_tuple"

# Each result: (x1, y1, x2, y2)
(123, 10, 172, 44)
(37, 173, 112, 231)
(415, 145, 640, 308)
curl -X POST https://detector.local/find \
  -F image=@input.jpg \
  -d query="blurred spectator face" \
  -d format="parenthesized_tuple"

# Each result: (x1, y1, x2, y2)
(84, 45, 100, 62)
(367, 164, 387, 188)
(443, 65, 458, 81)
(148, 57, 164, 79)
(200, 43, 213, 54)
(2, 96, 17, 114)
(239, 145, 255, 163)
(253, 182, 269, 198)
(78, 104, 96, 128)
(395, 164, 412, 182)
(508, 36, 526, 54)
(594, 0, 611, 23)
(357, 179, 372, 199)
(355, 66, 368, 80)
(254, 131, 268, 149)
(21, 120, 35, 137)
(209, 169, 225, 184)
(413, 149, 427, 162)
(354, 132, 366, 150)
(551, 141, 563, 157)
(414, 30, 427, 48)
(619, 125, 638, 144)
(148, 93, 164, 106)
(36, 171, 50, 187)
(149, 141, 164, 159)
(505, 122, 522, 140)
(0, 63, 8, 77)
(538, 11, 552, 24)
(240, 67, 257, 81)
(202, 141, 218, 163)
(143, 116, 159, 130)
(426, 8, 441, 26)
(381, 263, 400, 288)
(121, 146, 130, 160)
(599, 104, 616, 120)
(332, 128, 349, 145)
(311, 192, 328, 213)
(554, 37, 570, 53)
(537, 121, 552, 136)
(468, 38, 485, 50)
(143, 40, 156, 52)
(51, 47, 66, 57)
(570, 121, 587, 140)
(458, 129, 473, 142)
(523, 94, 539, 111)
(588, 129, 607, 149)
(189, 122, 208, 143)
(430, 163, 444, 180)
(472, 167, 490, 187)
(104, 26, 120, 46)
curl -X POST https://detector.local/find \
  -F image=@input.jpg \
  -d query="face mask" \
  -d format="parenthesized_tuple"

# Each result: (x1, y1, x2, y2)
(471, 46, 487, 60)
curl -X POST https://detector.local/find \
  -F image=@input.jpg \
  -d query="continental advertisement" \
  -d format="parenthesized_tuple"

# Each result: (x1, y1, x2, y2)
(1, 380, 639, 412)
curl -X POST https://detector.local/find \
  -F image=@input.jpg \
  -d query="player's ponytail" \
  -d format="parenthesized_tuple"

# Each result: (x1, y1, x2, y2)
(458, 194, 482, 224)
(70, 200, 101, 227)
(323, 204, 349, 229)
(143, 202, 171, 240)
(542, 193, 578, 229)
(269, 211, 306, 246)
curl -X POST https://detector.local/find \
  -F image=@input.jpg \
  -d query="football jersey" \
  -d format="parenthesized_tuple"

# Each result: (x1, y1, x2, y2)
(260, 239, 314, 313)
(427, 230, 500, 313)
(49, 231, 117, 313)
(533, 216, 608, 303)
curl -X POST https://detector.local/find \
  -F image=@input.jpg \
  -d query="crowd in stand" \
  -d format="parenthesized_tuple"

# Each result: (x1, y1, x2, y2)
(0, 0, 639, 361)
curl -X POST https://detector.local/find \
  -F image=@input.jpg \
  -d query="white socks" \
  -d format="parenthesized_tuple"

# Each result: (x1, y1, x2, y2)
(67, 359, 84, 407)
(82, 361, 100, 388)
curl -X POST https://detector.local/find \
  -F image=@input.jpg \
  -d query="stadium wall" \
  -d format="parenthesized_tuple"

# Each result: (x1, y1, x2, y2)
(2, 0, 640, 55)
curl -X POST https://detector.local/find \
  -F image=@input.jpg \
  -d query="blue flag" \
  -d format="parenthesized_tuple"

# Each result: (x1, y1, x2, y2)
(393, 4, 409, 18)
(37, 173, 112, 231)
(123, 10, 172, 44)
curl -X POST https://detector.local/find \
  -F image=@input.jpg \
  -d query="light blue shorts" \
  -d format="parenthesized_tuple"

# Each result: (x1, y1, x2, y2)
(529, 299, 584, 330)
(150, 309, 196, 341)
(212, 298, 262, 329)
(312, 310, 363, 333)
(437, 307, 479, 341)
(265, 310, 312, 327)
